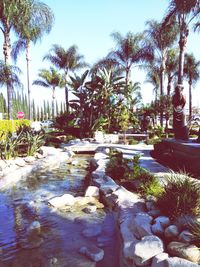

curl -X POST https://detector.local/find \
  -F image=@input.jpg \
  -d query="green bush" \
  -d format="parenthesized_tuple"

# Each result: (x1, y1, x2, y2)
(0, 120, 30, 136)
(134, 170, 163, 197)
(188, 220, 200, 247)
(156, 173, 200, 219)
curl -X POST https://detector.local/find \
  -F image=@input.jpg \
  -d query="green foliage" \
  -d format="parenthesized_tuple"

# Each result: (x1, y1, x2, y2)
(105, 150, 131, 181)
(188, 220, 200, 247)
(0, 132, 22, 159)
(135, 170, 163, 197)
(156, 173, 200, 219)
(25, 131, 45, 156)
(0, 119, 30, 136)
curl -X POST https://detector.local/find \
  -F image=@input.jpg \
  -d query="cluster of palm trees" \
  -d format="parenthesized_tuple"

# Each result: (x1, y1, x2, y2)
(0, 0, 200, 132)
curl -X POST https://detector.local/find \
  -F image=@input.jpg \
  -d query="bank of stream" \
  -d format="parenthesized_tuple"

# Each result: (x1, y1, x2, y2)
(0, 154, 120, 267)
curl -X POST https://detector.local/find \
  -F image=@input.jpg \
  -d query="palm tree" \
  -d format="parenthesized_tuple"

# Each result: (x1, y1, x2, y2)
(145, 66, 160, 101)
(0, 0, 31, 119)
(33, 67, 64, 118)
(43, 44, 88, 113)
(184, 53, 200, 120)
(107, 31, 153, 88)
(165, 48, 179, 95)
(11, 0, 54, 120)
(0, 60, 22, 119)
(145, 19, 178, 96)
(163, 0, 200, 84)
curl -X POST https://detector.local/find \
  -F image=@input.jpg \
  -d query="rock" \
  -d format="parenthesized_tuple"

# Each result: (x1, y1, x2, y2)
(146, 201, 157, 211)
(154, 216, 171, 228)
(24, 156, 35, 163)
(27, 221, 41, 235)
(151, 252, 169, 267)
(132, 235, 164, 266)
(178, 230, 195, 243)
(167, 242, 200, 263)
(152, 221, 164, 236)
(85, 186, 99, 198)
(15, 158, 26, 167)
(131, 212, 153, 239)
(148, 209, 161, 218)
(79, 245, 104, 262)
(164, 225, 179, 239)
(94, 152, 109, 161)
(48, 194, 75, 208)
(82, 205, 97, 213)
(165, 256, 200, 267)
(82, 225, 102, 237)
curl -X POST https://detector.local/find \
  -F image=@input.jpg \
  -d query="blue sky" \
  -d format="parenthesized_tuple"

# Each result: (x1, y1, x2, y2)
(0, 0, 200, 108)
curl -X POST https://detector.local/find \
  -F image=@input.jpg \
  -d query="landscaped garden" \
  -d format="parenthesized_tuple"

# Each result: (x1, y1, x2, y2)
(0, 0, 200, 266)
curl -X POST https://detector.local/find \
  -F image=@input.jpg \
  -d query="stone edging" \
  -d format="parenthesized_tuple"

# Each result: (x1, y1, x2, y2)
(90, 146, 200, 267)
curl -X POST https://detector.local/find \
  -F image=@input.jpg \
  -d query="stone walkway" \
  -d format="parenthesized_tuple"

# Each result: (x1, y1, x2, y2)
(66, 141, 171, 182)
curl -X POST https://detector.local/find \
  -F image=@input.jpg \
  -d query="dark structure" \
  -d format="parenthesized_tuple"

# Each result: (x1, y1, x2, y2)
(172, 84, 188, 140)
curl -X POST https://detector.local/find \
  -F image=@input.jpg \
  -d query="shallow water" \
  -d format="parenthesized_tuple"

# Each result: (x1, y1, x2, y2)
(0, 155, 120, 267)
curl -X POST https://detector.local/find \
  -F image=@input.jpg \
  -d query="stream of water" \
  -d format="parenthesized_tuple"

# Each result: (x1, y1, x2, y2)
(0, 155, 120, 267)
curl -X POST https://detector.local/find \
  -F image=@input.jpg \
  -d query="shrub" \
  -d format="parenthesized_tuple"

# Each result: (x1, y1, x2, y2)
(0, 120, 30, 136)
(135, 170, 163, 197)
(188, 220, 200, 247)
(156, 173, 200, 219)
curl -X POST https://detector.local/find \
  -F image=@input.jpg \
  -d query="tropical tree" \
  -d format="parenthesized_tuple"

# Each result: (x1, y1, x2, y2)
(163, 0, 200, 84)
(145, 19, 178, 96)
(0, 0, 31, 119)
(145, 66, 160, 101)
(11, 0, 54, 120)
(0, 60, 22, 119)
(144, 19, 178, 126)
(33, 67, 65, 118)
(43, 44, 88, 113)
(165, 48, 179, 95)
(184, 53, 200, 120)
(107, 31, 153, 88)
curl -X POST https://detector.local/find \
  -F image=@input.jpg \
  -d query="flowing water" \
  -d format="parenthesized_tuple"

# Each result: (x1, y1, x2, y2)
(0, 155, 120, 267)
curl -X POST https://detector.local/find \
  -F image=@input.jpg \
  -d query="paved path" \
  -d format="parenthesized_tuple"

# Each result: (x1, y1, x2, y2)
(67, 142, 171, 180)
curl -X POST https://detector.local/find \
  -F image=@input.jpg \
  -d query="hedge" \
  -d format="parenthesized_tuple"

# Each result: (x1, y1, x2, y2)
(0, 120, 30, 136)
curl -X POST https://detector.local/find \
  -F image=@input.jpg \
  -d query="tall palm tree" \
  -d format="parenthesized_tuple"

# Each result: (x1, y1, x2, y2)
(43, 44, 88, 113)
(184, 53, 200, 120)
(165, 48, 179, 96)
(0, 60, 22, 119)
(145, 66, 160, 101)
(107, 31, 153, 88)
(163, 0, 200, 84)
(145, 19, 178, 96)
(0, 0, 31, 119)
(33, 67, 64, 118)
(12, 0, 54, 120)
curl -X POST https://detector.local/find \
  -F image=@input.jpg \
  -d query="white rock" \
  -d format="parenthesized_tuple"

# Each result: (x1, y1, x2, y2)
(131, 212, 153, 239)
(48, 194, 75, 208)
(165, 256, 200, 267)
(167, 241, 200, 263)
(132, 235, 164, 266)
(79, 245, 104, 262)
(151, 252, 169, 267)
(85, 186, 99, 198)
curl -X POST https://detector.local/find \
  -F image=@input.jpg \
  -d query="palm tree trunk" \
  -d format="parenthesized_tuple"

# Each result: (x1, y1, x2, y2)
(26, 42, 31, 120)
(65, 86, 69, 113)
(52, 87, 55, 119)
(178, 23, 188, 84)
(3, 30, 13, 119)
(189, 81, 192, 120)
